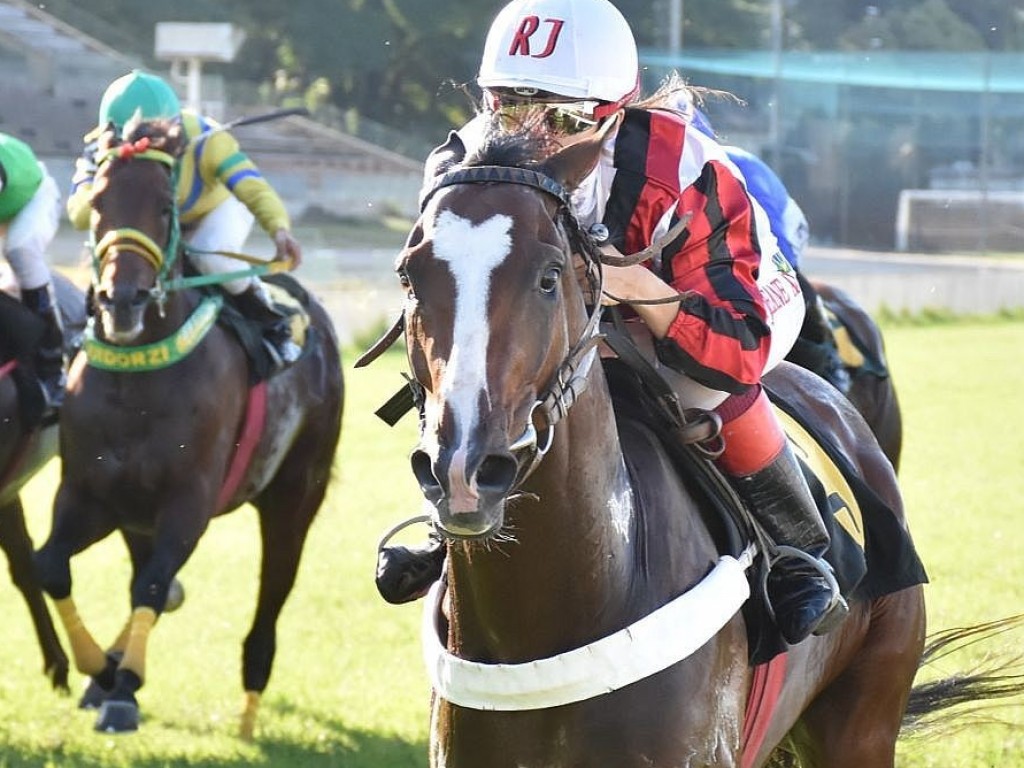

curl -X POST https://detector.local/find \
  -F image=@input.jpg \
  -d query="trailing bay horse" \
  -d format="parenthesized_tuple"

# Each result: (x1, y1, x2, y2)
(0, 269, 84, 692)
(33, 119, 344, 737)
(812, 281, 902, 472)
(384, 125, 1017, 766)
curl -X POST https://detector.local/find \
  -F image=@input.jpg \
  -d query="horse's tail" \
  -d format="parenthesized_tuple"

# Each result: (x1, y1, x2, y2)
(902, 613, 1024, 736)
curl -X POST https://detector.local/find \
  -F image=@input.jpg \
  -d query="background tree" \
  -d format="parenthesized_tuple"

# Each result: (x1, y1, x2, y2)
(34, 0, 1018, 151)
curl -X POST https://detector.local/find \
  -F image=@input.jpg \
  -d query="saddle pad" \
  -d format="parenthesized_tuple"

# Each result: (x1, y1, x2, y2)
(777, 405, 864, 548)
(823, 305, 890, 377)
(264, 282, 309, 348)
(764, 382, 927, 604)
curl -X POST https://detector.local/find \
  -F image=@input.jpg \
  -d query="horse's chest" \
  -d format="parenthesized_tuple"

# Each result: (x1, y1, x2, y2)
(435, 665, 745, 767)
(64, 387, 238, 499)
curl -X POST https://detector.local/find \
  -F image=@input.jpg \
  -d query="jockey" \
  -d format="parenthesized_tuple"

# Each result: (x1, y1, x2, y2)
(671, 91, 850, 392)
(0, 132, 65, 409)
(377, 0, 848, 646)
(67, 70, 301, 366)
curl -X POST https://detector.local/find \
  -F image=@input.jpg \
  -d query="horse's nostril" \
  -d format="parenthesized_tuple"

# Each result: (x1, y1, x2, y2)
(476, 455, 517, 494)
(411, 450, 443, 502)
(133, 289, 151, 307)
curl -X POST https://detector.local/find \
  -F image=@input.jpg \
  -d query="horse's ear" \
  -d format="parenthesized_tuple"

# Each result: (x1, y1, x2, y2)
(546, 111, 623, 192)
(165, 120, 186, 156)
(122, 108, 145, 141)
(419, 130, 467, 209)
(423, 131, 467, 183)
(96, 121, 119, 153)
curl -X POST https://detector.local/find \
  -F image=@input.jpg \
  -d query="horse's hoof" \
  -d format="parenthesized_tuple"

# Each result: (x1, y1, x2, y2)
(94, 700, 140, 733)
(165, 578, 186, 613)
(79, 679, 109, 710)
(47, 660, 71, 695)
(79, 653, 120, 710)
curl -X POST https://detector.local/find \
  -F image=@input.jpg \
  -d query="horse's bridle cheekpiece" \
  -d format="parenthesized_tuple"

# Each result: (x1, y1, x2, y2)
(419, 165, 606, 488)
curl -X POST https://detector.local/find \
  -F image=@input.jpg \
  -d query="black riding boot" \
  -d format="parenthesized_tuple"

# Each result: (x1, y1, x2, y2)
(233, 282, 301, 367)
(20, 284, 65, 410)
(788, 274, 850, 393)
(375, 529, 446, 605)
(727, 443, 848, 645)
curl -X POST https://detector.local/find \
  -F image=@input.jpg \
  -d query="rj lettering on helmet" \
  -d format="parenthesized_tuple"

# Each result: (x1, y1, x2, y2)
(508, 16, 565, 58)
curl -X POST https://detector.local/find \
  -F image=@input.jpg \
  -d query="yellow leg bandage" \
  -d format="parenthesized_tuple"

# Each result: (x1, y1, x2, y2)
(109, 620, 132, 655)
(240, 691, 261, 741)
(54, 598, 107, 675)
(119, 607, 157, 683)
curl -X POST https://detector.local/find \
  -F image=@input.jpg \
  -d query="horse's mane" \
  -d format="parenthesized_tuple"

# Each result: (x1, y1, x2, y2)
(461, 117, 561, 175)
(96, 117, 186, 159)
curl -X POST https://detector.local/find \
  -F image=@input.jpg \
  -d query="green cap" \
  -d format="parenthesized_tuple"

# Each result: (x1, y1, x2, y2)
(98, 70, 181, 130)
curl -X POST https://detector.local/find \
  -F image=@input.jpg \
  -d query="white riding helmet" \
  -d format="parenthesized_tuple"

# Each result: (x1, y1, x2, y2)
(478, 0, 640, 116)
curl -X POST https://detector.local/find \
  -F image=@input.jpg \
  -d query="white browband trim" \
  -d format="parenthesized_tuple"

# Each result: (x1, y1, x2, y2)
(422, 552, 753, 711)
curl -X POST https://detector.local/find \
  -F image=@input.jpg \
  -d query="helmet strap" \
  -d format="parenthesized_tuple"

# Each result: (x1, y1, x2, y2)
(592, 75, 641, 120)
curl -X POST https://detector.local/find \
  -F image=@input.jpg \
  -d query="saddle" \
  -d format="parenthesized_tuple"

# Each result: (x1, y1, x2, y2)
(601, 320, 925, 663)
(215, 274, 313, 384)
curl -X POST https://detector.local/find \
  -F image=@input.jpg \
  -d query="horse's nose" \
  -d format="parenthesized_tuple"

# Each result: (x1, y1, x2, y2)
(475, 453, 517, 498)
(411, 449, 444, 505)
(96, 285, 151, 314)
(411, 448, 518, 515)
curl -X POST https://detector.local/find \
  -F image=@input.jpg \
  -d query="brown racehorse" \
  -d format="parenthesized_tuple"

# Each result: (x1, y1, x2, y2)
(32, 119, 344, 737)
(0, 270, 84, 693)
(813, 281, 903, 473)
(386, 124, 1018, 767)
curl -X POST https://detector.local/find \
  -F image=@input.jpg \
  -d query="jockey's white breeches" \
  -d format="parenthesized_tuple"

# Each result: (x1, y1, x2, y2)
(3, 165, 60, 291)
(185, 195, 257, 295)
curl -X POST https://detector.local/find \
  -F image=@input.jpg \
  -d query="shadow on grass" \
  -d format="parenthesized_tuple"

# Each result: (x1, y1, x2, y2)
(2, 700, 428, 768)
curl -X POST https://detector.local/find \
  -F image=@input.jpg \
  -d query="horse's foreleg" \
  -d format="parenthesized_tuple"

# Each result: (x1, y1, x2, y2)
(0, 497, 70, 692)
(34, 489, 118, 685)
(35, 487, 132, 717)
(77, 618, 132, 710)
(92, 503, 207, 733)
(93, 607, 157, 733)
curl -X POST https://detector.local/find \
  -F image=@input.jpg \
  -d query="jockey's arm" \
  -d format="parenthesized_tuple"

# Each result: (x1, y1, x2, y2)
(66, 141, 98, 230)
(199, 131, 296, 264)
(600, 262, 681, 338)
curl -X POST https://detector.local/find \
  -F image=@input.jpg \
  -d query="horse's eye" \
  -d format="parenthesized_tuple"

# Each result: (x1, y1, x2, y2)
(398, 268, 414, 296)
(540, 266, 561, 294)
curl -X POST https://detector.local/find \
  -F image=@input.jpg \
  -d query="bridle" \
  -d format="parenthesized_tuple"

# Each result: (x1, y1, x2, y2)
(90, 138, 182, 315)
(418, 165, 609, 488)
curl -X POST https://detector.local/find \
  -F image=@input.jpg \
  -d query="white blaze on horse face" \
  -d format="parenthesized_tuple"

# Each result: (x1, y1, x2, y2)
(427, 209, 513, 513)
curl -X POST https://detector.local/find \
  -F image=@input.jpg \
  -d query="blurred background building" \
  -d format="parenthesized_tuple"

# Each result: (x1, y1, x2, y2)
(0, 0, 422, 223)
(2, 0, 1024, 256)
(644, 48, 1024, 253)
